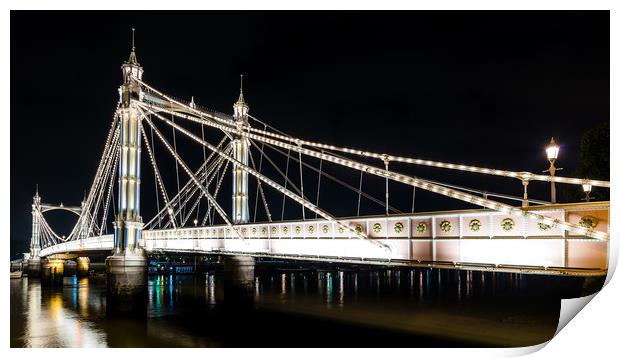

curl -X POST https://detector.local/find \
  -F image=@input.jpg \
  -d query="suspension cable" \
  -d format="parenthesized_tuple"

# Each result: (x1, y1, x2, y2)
(162, 146, 230, 229)
(170, 110, 184, 224)
(248, 148, 273, 222)
(141, 104, 392, 251)
(411, 186, 416, 213)
(144, 137, 228, 229)
(151, 124, 162, 228)
(357, 171, 363, 217)
(139, 109, 244, 240)
(99, 142, 120, 235)
(251, 138, 403, 214)
(202, 152, 232, 226)
(140, 120, 177, 229)
(253, 123, 268, 222)
(281, 147, 291, 221)
(140, 102, 607, 240)
(180, 154, 229, 227)
(298, 144, 306, 220)
(315, 151, 323, 219)
(136, 79, 608, 188)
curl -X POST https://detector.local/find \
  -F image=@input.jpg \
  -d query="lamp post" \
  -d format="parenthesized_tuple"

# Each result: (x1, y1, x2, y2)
(582, 181, 593, 202)
(545, 137, 560, 204)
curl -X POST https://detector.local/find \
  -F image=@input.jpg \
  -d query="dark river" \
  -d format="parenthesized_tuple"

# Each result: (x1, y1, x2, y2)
(10, 266, 602, 348)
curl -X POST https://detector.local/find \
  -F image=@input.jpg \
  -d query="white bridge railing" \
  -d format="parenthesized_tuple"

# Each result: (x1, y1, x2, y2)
(39, 203, 609, 272)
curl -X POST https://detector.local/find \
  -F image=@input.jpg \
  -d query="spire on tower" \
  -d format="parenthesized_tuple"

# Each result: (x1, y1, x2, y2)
(237, 74, 245, 103)
(233, 74, 249, 121)
(127, 27, 138, 65)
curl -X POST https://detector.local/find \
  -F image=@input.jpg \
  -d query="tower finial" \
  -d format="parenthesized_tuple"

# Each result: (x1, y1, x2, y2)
(237, 74, 245, 103)
(35, 184, 38, 196)
(127, 27, 138, 65)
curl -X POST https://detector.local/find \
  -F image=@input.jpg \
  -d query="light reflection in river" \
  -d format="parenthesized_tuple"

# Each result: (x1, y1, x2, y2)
(11, 267, 597, 348)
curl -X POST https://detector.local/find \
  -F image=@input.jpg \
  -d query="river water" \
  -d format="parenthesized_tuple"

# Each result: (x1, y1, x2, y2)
(10, 267, 601, 348)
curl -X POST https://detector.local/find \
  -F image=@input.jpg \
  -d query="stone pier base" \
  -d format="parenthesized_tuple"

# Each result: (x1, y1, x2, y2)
(105, 254, 147, 316)
(223, 255, 255, 306)
(76, 257, 91, 277)
(26, 257, 41, 278)
(41, 258, 65, 286)
(64, 260, 77, 276)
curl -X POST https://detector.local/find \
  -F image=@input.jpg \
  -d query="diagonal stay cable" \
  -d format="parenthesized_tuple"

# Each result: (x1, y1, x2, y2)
(139, 109, 244, 240)
(145, 102, 608, 240)
(141, 103, 392, 252)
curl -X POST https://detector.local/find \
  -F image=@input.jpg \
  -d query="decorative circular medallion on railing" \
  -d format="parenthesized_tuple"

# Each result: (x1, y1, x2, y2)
(212, 229, 216, 235)
(261, 227, 267, 235)
(578, 216, 599, 229)
(271, 227, 277, 235)
(537, 222, 553, 231)
(440, 220, 452, 233)
(500, 218, 515, 232)
(469, 219, 482, 232)
(373, 223, 382, 233)
(219, 228, 224, 235)
(416, 222, 427, 233)
(394, 222, 404, 233)
(225, 228, 230, 235)
(252, 227, 257, 235)
(355, 224, 363, 234)
(322, 225, 329, 234)
(295, 226, 302, 234)
(283, 227, 289, 235)
(308, 226, 315, 234)
(338, 226, 345, 234)
(241, 228, 247, 235)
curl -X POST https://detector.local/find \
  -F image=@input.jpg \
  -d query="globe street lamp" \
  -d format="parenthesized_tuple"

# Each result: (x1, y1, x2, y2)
(544, 137, 560, 204)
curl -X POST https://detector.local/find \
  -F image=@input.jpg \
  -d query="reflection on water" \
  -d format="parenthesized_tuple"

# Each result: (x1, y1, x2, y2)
(10, 267, 602, 348)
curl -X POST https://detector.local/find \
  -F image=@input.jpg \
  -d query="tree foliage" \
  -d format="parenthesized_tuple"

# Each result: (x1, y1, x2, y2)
(563, 122, 609, 202)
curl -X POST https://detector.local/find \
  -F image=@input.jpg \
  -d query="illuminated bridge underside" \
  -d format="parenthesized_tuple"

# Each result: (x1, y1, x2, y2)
(39, 204, 609, 276)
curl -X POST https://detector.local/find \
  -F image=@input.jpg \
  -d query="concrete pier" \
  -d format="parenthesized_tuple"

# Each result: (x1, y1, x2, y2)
(106, 254, 147, 316)
(64, 260, 77, 276)
(223, 255, 255, 305)
(41, 258, 64, 286)
(26, 257, 41, 278)
(76, 257, 90, 277)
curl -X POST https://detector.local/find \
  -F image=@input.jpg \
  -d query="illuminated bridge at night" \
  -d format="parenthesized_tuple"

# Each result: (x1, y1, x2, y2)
(23, 37, 611, 291)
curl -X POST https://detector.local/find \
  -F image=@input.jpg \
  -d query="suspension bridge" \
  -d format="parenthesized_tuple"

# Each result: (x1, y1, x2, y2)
(19, 37, 610, 302)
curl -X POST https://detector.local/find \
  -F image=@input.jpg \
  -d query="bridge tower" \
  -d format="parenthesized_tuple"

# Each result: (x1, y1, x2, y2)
(232, 75, 250, 224)
(105, 32, 148, 310)
(27, 188, 42, 277)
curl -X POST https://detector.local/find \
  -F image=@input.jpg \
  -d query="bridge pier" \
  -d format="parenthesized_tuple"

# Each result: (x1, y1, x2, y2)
(64, 260, 77, 276)
(26, 257, 41, 278)
(76, 257, 90, 277)
(106, 254, 147, 315)
(41, 258, 64, 286)
(223, 255, 255, 305)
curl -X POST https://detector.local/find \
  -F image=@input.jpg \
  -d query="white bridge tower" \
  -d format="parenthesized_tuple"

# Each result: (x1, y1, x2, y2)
(232, 75, 250, 224)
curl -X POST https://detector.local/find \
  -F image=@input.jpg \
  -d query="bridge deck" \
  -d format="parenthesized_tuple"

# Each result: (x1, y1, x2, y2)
(39, 203, 609, 276)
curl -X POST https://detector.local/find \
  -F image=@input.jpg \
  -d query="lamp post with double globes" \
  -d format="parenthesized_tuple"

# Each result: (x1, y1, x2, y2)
(544, 137, 561, 204)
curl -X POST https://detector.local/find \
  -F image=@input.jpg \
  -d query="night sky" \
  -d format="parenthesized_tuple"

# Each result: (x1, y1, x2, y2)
(10, 11, 609, 257)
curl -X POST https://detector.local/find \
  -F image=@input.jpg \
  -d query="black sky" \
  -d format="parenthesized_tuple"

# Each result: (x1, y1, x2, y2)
(10, 11, 609, 257)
